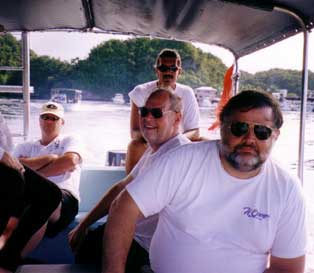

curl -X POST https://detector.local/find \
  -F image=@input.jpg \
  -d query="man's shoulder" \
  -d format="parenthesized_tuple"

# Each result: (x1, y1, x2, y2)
(133, 80, 157, 92)
(16, 139, 39, 148)
(176, 83, 194, 92)
(58, 135, 82, 147)
(163, 139, 216, 159)
(265, 157, 301, 186)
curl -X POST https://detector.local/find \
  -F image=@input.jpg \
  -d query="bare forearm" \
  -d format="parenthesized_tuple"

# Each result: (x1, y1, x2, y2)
(38, 153, 80, 177)
(19, 154, 57, 170)
(102, 191, 141, 273)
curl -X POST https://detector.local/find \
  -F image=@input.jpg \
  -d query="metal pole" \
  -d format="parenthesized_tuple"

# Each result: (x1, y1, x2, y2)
(297, 30, 309, 182)
(274, 7, 309, 183)
(22, 31, 30, 140)
(232, 58, 239, 95)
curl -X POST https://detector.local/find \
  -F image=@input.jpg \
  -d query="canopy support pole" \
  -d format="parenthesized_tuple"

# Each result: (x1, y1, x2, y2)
(274, 6, 309, 183)
(232, 58, 239, 95)
(22, 31, 31, 141)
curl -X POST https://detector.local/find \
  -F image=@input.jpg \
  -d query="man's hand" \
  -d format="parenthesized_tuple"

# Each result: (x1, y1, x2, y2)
(0, 152, 25, 174)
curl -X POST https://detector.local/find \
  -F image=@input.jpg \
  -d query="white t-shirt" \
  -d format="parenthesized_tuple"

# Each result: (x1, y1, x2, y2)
(13, 135, 83, 201)
(129, 80, 200, 132)
(127, 140, 306, 273)
(0, 113, 13, 160)
(129, 134, 190, 251)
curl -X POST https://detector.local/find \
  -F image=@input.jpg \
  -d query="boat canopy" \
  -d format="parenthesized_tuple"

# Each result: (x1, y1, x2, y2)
(0, 0, 313, 58)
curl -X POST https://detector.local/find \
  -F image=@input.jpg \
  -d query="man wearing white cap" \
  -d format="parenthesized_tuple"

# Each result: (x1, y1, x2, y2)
(13, 101, 83, 239)
(0, 110, 62, 273)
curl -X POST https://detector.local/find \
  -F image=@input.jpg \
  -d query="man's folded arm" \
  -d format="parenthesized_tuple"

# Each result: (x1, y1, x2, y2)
(37, 152, 81, 177)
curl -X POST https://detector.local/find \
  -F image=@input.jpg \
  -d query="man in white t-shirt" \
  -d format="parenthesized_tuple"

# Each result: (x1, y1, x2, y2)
(13, 101, 83, 240)
(69, 88, 189, 272)
(0, 112, 62, 273)
(125, 48, 200, 174)
(103, 90, 306, 273)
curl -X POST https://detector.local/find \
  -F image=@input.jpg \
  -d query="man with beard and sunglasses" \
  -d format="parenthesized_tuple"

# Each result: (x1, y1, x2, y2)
(69, 88, 189, 273)
(125, 48, 200, 174)
(103, 90, 306, 273)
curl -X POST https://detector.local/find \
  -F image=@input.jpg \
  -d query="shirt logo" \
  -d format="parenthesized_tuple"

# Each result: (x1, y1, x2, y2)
(243, 207, 270, 220)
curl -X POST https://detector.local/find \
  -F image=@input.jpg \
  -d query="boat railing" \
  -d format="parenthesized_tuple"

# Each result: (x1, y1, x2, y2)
(0, 32, 31, 141)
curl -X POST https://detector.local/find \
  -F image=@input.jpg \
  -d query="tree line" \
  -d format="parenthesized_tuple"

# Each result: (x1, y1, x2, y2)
(0, 33, 313, 100)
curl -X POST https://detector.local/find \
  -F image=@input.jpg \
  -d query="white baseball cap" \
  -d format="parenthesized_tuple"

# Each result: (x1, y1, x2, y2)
(40, 101, 64, 119)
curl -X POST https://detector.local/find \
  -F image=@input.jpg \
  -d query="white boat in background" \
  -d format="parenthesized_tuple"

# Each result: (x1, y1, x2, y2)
(194, 86, 218, 108)
(51, 88, 83, 111)
(112, 93, 125, 104)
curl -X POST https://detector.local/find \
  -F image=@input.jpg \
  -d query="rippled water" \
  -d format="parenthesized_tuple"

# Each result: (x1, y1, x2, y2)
(1, 99, 314, 271)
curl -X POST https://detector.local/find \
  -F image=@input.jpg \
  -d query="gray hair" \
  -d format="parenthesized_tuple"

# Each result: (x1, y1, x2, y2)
(147, 88, 182, 113)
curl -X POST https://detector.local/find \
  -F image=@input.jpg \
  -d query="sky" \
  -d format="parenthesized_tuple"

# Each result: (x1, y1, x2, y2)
(27, 31, 314, 74)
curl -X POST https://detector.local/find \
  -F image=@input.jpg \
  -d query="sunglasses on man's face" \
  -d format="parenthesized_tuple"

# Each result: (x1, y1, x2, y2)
(139, 107, 173, 119)
(40, 115, 60, 121)
(156, 64, 179, 73)
(229, 121, 274, 140)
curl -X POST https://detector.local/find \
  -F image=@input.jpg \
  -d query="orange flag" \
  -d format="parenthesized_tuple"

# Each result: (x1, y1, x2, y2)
(208, 65, 234, 130)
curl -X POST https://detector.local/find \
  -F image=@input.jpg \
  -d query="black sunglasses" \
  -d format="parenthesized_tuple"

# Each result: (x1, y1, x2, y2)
(229, 121, 274, 140)
(139, 107, 172, 119)
(156, 64, 179, 73)
(40, 115, 60, 121)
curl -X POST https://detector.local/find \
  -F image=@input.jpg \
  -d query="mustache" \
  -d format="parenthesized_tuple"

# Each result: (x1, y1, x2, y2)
(234, 143, 258, 153)
(162, 75, 173, 80)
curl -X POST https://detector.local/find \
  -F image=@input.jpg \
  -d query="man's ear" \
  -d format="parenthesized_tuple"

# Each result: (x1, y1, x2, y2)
(273, 129, 280, 141)
(175, 112, 182, 125)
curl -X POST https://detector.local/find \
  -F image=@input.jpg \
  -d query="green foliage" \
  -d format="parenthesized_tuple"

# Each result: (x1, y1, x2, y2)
(240, 69, 314, 96)
(70, 38, 227, 99)
(30, 56, 72, 98)
(1, 34, 313, 99)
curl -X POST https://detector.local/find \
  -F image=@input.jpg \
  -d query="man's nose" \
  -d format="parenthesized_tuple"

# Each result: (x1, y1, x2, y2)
(243, 127, 256, 142)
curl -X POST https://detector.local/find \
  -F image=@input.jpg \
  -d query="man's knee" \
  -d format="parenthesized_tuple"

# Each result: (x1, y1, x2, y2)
(0, 163, 25, 200)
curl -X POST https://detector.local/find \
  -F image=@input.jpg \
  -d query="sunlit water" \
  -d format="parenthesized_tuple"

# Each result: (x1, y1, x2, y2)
(1, 99, 314, 271)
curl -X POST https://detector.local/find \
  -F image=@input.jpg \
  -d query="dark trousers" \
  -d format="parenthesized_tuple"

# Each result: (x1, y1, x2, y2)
(0, 163, 62, 270)
(75, 223, 150, 273)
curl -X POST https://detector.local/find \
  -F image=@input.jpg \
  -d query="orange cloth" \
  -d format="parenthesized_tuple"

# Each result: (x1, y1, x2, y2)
(208, 65, 234, 130)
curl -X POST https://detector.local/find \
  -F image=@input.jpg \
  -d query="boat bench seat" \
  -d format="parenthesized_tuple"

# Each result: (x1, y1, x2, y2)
(16, 264, 100, 273)
(16, 264, 153, 273)
(27, 167, 125, 264)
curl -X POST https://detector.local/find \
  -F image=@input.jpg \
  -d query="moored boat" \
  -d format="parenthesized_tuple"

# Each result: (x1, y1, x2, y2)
(51, 88, 83, 111)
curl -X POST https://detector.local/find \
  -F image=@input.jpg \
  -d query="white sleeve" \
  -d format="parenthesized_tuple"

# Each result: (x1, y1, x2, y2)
(271, 179, 307, 258)
(62, 136, 84, 161)
(128, 86, 146, 107)
(126, 150, 183, 217)
(181, 87, 200, 131)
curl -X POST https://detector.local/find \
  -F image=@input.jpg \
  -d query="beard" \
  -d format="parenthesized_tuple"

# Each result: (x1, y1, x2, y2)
(224, 143, 264, 172)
